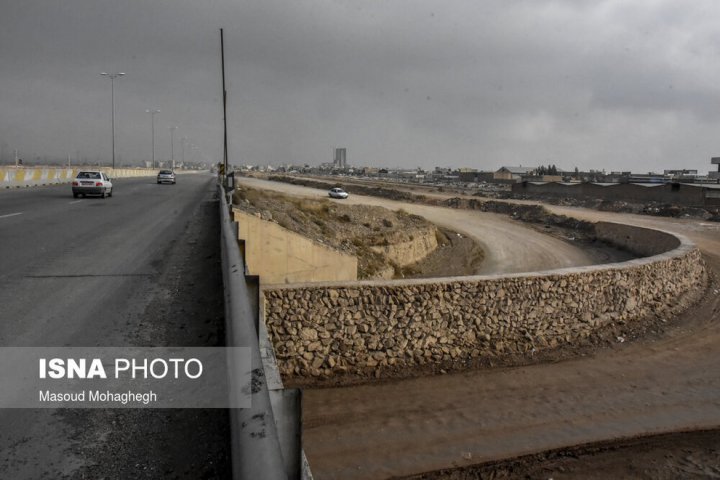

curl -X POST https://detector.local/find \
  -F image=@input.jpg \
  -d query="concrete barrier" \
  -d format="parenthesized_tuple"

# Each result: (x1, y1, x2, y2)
(233, 209, 357, 285)
(261, 221, 707, 383)
(219, 188, 291, 479)
(0, 166, 163, 188)
(594, 221, 680, 257)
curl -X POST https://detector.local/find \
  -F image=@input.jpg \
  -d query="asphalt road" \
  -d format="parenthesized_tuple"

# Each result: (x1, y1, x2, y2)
(0, 175, 206, 346)
(0, 174, 231, 479)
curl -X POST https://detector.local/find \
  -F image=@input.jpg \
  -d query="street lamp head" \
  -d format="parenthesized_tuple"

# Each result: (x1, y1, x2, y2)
(100, 72, 108, 76)
(118, 72, 125, 76)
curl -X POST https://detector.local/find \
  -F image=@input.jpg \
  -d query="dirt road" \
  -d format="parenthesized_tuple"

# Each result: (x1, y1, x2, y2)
(237, 177, 599, 275)
(300, 208, 719, 480)
(240, 177, 720, 479)
(303, 268, 719, 478)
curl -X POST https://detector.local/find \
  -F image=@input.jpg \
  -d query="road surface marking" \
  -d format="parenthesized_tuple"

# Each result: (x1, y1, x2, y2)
(68, 200, 83, 204)
(0, 212, 22, 219)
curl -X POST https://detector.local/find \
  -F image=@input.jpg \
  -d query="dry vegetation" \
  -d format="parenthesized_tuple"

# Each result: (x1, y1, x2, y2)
(232, 186, 484, 279)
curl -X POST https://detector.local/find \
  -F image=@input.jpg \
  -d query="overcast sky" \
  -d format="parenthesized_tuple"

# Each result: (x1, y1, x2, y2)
(2, 0, 720, 173)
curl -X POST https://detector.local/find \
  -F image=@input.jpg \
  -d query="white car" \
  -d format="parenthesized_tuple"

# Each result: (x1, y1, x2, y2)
(328, 187, 349, 199)
(72, 171, 113, 198)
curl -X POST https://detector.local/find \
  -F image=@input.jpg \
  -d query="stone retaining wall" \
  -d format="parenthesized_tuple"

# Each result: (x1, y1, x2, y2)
(262, 222, 706, 382)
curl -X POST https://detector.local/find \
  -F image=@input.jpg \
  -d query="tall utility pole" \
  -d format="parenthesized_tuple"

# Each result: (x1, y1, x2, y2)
(220, 28, 229, 180)
(100, 72, 125, 169)
(169, 126, 177, 170)
(181, 136, 186, 165)
(146, 109, 160, 168)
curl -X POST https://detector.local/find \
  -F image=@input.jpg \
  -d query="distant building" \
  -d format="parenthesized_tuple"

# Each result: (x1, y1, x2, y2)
(494, 166, 537, 182)
(359, 167, 379, 176)
(454, 169, 495, 183)
(711, 157, 720, 182)
(457, 171, 478, 183)
(626, 173, 669, 184)
(513, 181, 720, 207)
(663, 169, 700, 183)
(333, 148, 347, 169)
(541, 175, 563, 182)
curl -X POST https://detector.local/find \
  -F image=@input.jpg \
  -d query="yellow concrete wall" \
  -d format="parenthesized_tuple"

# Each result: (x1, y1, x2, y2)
(233, 209, 357, 285)
(0, 166, 164, 187)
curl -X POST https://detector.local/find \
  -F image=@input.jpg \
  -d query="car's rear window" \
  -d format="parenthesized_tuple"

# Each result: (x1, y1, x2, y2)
(77, 172, 101, 179)
(159, 170, 173, 174)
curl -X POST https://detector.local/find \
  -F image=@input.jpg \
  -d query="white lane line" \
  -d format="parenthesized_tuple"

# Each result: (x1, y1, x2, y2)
(0, 212, 23, 219)
(68, 200, 83, 204)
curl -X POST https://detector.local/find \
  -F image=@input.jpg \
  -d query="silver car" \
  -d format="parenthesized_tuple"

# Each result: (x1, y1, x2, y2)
(328, 187, 349, 199)
(72, 171, 113, 198)
(157, 170, 176, 184)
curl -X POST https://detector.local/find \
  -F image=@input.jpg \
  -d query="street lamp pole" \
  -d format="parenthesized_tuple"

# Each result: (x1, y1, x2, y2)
(146, 109, 160, 168)
(169, 126, 177, 171)
(100, 72, 125, 169)
(181, 137, 186, 165)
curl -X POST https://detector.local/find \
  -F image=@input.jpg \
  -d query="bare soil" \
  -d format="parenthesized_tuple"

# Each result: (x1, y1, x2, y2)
(510, 194, 720, 222)
(267, 173, 720, 221)
(302, 255, 719, 479)
(404, 429, 720, 480)
(240, 176, 720, 479)
(400, 228, 485, 279)
(233, 186, 484, 279)
(259, 175, 639, 264)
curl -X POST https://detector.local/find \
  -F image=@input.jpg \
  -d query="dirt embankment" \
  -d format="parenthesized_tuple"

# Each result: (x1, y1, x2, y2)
(232, 186, 484, 279)
(261, 175, 640, 262)
(267, 174, 426, 203)
(267, 173, 720, 221)
(504, 192, 720, 221)
(402, 430, 720, 480)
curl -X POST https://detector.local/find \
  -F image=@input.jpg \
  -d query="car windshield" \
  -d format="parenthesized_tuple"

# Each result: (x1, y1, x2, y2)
(160, 170, 173, 174)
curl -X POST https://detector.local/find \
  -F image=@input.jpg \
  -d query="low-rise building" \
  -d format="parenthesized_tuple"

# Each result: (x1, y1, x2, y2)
(493, 166, 537, 182)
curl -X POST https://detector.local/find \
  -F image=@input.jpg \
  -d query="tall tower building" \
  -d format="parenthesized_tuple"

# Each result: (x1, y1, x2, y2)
(334, 148, 347, 169)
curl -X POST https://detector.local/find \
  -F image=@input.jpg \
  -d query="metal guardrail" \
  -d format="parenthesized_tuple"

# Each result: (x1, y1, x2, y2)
(218, 184, 289, 480)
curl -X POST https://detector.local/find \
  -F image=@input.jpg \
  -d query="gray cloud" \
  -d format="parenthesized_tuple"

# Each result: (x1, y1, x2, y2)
(1, 0, 719, 173)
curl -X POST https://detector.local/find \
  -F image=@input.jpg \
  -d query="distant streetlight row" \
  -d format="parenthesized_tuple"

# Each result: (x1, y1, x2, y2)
(99, 72, 124, 169)
(100, 72, 185, 170)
